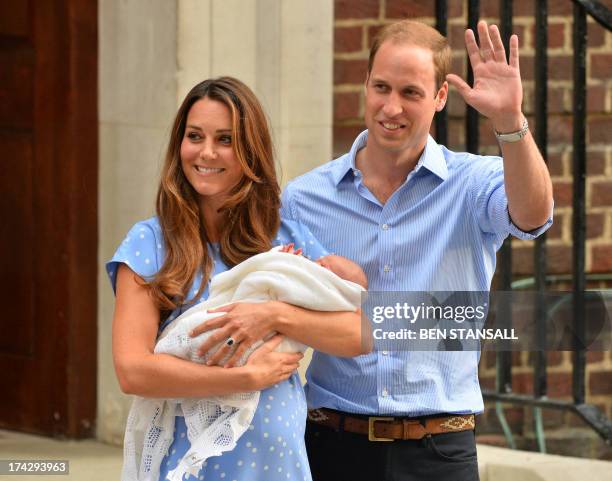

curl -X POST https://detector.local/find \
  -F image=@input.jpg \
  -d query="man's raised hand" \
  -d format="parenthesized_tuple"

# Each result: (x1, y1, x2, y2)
(446, 20, 524, 133)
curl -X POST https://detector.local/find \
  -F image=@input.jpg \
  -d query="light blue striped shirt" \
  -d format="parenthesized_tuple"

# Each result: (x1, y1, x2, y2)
(281, 130, 552, 416)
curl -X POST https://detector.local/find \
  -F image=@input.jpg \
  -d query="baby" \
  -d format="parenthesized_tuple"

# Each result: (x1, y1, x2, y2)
(125, 247, 367, 481)
(281, 242, 368, 289)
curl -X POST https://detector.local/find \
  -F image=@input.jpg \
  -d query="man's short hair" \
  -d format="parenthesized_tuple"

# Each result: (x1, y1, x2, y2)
(368, 20, 451, 91)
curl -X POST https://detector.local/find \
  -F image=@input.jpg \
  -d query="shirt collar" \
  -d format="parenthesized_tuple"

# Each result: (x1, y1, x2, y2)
(331, 130, 448, 186)
(331, 130, 368, 186)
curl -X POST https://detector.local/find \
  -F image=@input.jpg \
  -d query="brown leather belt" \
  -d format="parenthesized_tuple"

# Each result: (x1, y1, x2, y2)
(307, 408, 475, 442)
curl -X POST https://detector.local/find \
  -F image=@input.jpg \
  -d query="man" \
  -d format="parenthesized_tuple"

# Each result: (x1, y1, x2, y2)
(280, 20, 553, 481)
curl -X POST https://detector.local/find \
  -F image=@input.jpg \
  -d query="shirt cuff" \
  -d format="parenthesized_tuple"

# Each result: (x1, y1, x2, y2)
(507, 205, 554, 240)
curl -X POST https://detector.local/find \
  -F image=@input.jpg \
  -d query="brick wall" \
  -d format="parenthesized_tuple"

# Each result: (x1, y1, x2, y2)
(334, 0, 612, 457)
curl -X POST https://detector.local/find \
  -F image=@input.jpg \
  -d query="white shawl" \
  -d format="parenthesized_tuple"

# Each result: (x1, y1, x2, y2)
(121, 249, 363, 481)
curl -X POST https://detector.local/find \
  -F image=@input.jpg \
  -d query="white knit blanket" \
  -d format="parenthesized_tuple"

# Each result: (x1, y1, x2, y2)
(121, 249, 364, 481)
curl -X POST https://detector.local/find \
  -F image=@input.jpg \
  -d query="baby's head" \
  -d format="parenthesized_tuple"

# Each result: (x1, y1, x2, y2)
(316, 255, 368, 289)
(278, 244, 368, 289)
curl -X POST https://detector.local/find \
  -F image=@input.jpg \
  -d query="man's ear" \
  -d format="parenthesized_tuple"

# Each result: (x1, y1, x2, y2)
(435, 81, 449, 112)
(364, 72, 370, 96)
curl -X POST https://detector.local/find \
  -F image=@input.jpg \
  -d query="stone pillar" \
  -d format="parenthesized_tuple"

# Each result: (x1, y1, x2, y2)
(98, 0, 177, 444)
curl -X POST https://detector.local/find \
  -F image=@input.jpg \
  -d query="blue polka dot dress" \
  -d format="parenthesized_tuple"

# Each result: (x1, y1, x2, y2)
(107, 217, 329, 481)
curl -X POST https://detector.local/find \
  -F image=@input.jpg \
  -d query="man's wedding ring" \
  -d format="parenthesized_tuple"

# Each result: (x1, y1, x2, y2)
(226, 337, 235, 346)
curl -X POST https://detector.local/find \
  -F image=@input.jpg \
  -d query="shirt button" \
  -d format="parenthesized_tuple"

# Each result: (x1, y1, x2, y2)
(382, 389, 388, 397)
(382, 351, 388, 355)
(382, 224, 389, 230)
(383, 265, 391, 273)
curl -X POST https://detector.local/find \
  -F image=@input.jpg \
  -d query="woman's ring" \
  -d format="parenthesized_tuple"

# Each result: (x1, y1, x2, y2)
(226, 337, 235, 346)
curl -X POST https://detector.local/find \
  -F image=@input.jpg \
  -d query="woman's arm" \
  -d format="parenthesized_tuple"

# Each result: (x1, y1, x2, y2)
(193, 302, 372, 368)
(112, 264, 303, 397)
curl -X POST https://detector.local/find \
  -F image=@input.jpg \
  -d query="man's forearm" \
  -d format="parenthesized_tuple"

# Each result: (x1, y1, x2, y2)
(495, 115, 554, 231)
(274, 302, 370, 357)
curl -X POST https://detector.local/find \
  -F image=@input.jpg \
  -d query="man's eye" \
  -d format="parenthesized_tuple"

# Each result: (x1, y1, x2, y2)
(375, 84, 387, 91)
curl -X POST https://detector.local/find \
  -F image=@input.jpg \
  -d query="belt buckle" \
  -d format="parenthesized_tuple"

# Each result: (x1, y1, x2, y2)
(368, 417, 394, 442)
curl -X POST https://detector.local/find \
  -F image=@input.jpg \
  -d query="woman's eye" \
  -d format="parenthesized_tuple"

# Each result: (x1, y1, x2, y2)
(219, 135, 232, 144)
(187, 131, 201, 140)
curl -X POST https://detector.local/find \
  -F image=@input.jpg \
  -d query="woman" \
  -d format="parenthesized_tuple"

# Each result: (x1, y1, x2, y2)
(107, 77, 366, 481)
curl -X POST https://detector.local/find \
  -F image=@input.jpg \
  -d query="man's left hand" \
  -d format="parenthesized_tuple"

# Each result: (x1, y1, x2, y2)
(446, 20, 523, 132)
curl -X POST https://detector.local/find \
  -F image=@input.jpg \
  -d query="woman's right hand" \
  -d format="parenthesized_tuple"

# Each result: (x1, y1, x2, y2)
(244, 335, 303, 390)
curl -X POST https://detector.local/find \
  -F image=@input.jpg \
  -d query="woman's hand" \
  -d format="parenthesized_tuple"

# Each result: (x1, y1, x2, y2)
(244, 335, 303, 390)
(190, 301, 282, 367)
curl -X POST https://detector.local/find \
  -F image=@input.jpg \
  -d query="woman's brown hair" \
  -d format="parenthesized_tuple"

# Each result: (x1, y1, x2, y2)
(148, 77, 280, 313)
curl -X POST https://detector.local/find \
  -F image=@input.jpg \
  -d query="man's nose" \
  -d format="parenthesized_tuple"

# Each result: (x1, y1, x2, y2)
(382, 93, 403, 117)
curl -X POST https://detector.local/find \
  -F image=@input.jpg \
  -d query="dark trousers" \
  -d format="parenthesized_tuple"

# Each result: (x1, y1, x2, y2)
(305, 420, 480, 481)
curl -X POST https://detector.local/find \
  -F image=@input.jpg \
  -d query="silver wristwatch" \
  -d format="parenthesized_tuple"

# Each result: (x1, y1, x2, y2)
(494, 116, 529, 143)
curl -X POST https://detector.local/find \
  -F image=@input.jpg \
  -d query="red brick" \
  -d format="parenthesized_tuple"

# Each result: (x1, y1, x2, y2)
(478, 375, 495, 390)
(502, 407, 525, 432)
(548, 56, 573, 81)
(335, 0, 379, 19)
(546, 151, 564, 176)
(519, 54, 534, 81)
(587, 351, 604, 363)
(385, 0, 433, 18)
(334, 92, 361, 121)
(450, 121, 469, 153)
(547, 23, 566, 49)
(587, 150, 606, 175)
(589, 370, 612, 395)
(548, 86, 568, 114)
(549, 245, 573, 275)
(592, 246, 612, 272)
(447, 89, 466, 117)
(587, 21, 606, 48)
(587, 213, 605, 239)
(367, 25, 384, 47)
(591, 53, 612, 81)
(513, 244, 573, 275)
(335, 26, 363, 53)
(548, 115, 572, 144)
(527, 351, 565, 367)
(448, 1, 463, 18)
(587, 85, 607, 114)
(334, 59, 368, 85)
(480, 0, 500, 17)
(549, 0, 573, 15)
(513, 25, 527, 49)
(588, 117, 612, 144)
(553, 180, 572, 207)
(547, 213, 564, 239)
(513, 372, 534, 394)
(479, 118, 498, 148)
(548, 351, 564, 366)
(333, 124, 365, 157)
(484, 350, 497, 369)
(548, 372, 572, 398)
(513, 0, 534, 17)
(449, 24, 467, 47)
(450, 55, 466, 78)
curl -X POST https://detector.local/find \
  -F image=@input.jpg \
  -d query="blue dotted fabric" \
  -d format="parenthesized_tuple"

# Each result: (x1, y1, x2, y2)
(107, 217, 329, 481)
